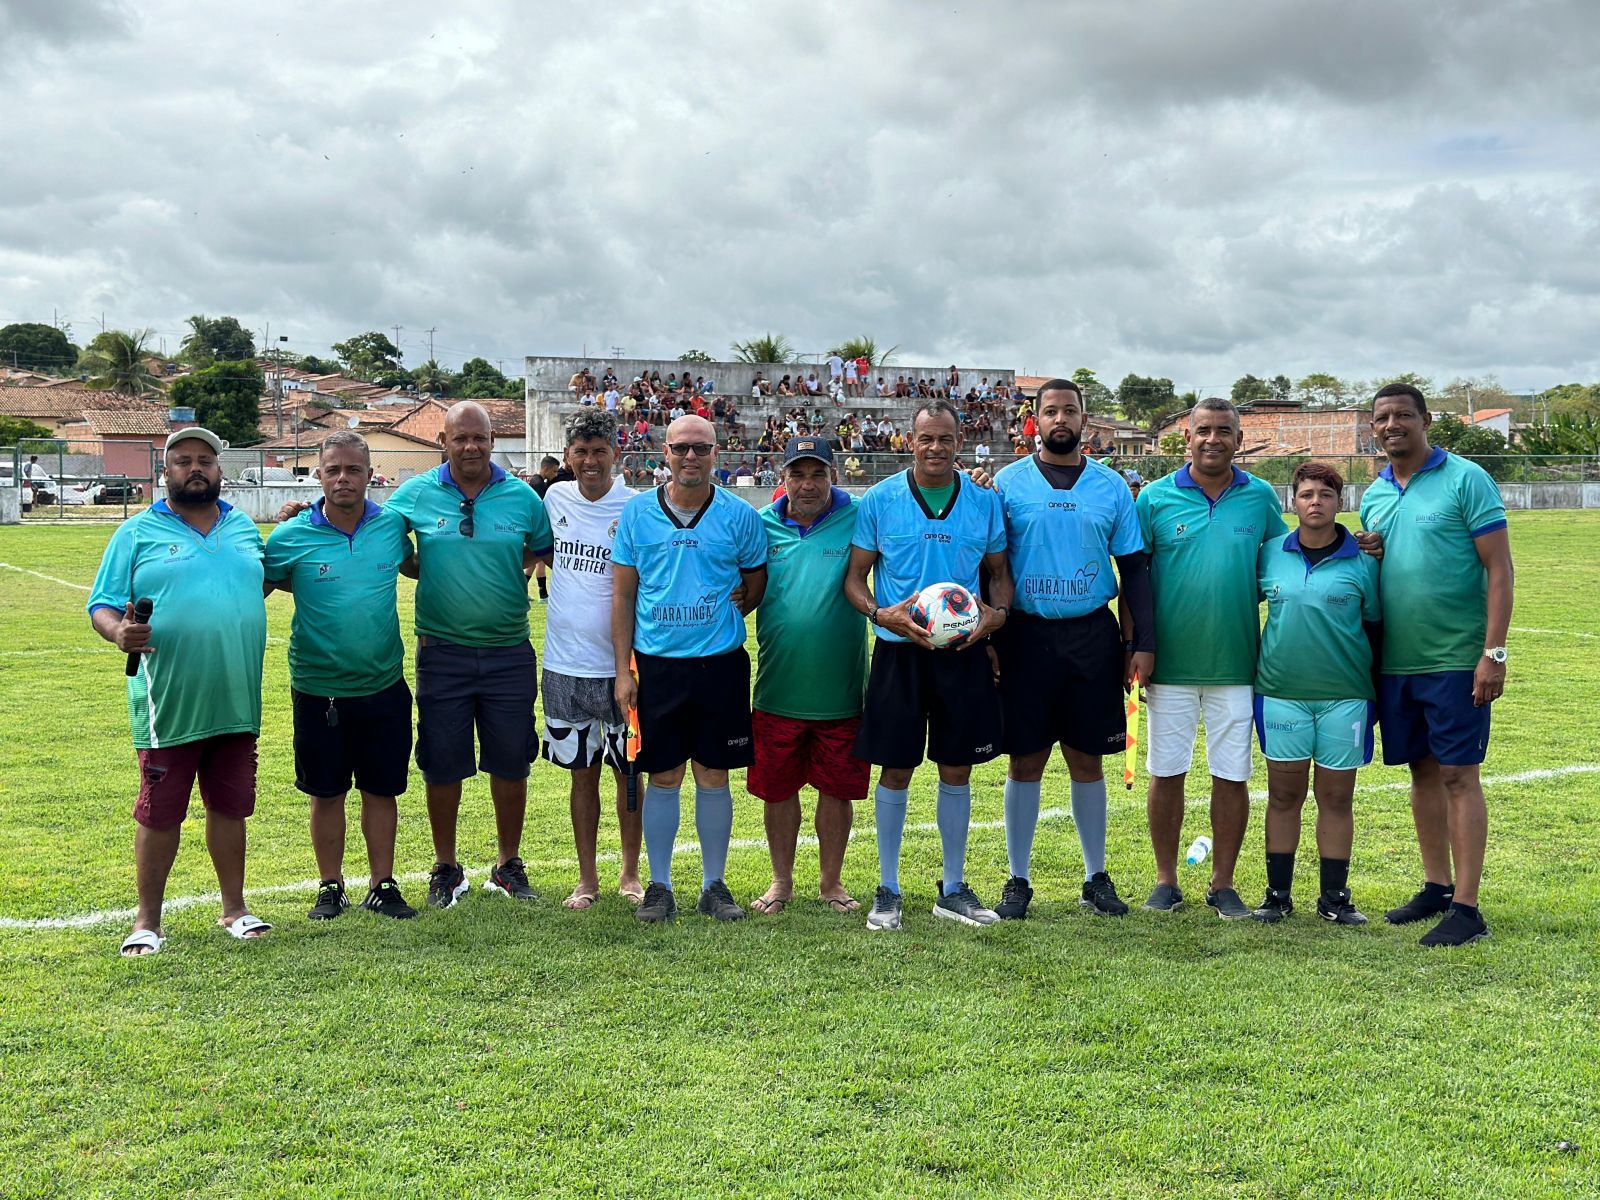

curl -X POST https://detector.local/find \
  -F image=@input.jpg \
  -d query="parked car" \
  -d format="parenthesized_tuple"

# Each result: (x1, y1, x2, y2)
(87, 476, 146, 504)
(236, 466, 300, 486)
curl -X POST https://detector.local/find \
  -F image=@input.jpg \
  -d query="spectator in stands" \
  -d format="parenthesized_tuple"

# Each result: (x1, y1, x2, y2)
(844, 356, 860, 397)
(724, 401, 743, 438)
(975, 441, 992, 468)
(715, 463, 733, 486)
(805, 372, 820, 396)
(777, 374, 794, 397)
(603, 385, 620, 412)
(947, 364, 961, 390)
(669, 398, 687, 423)
(757, 457, 778, 488)
(634, 416, 653, 447)
(757, 431, 775, 453)
(569, 367, 588, 393)
(653, 461, 672, 485)
(827, 352, 845, 393)
(699, 376, 715, 395)
(856, 356, 871, 391)
(601, 367, 619, 390)
(844, 454, 865, 481)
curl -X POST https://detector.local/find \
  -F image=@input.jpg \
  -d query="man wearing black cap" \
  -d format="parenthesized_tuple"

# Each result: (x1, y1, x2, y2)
(748, 438, 871, 915)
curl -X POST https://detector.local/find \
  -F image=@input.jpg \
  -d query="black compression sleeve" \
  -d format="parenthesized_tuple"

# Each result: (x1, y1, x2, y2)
(1116, 552, 1155, 653)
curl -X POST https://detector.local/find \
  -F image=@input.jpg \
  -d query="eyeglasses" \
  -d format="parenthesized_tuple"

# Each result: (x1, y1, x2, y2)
(665, 442, 715, 458)
(458, 497, 475, 538)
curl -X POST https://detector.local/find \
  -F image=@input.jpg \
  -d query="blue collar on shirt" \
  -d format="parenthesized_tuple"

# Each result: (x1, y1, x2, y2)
(776, 486, 850, 536)
(439, 460, 506, 493)
(1377, 444, 1447, 488)
(151, 497, 235, 532)
(309, 497, 382, 534)
(1174, 463, 1250, 493)
(1282, 527, 1357, 562)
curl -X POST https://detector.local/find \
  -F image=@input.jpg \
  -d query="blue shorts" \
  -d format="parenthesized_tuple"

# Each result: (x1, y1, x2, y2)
(1254, 696, 1375, 770)
(1378, 671, 1491, 767)
(415, 639, 539, 785)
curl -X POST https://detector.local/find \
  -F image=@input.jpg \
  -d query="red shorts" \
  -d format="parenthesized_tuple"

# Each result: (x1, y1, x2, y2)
(134, 734, 258, 830)
(749, 711, 870, 803)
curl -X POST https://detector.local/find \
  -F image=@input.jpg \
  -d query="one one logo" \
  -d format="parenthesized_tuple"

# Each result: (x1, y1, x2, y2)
(1266, 583, 1281, 601)
(1174, 522, 1189, 538)
(318, 563, 330, 576)
(436, 517, 447, 530)
(973, 743, 993, 755)
(168, 544, 180, 555)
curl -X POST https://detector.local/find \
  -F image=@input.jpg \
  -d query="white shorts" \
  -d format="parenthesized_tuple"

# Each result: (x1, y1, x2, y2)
(1145, 683, 1254, 782)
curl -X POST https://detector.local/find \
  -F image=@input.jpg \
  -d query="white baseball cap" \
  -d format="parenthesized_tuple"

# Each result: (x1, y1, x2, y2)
(164, 427, 225, 456)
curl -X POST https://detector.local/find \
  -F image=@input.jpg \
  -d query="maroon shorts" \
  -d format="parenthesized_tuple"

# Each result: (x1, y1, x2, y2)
(749, 711, 870, 803)
(134, 734, 258, 830)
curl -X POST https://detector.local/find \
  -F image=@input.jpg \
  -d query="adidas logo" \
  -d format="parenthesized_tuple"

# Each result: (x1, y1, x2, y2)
(556, 515, 569, 527)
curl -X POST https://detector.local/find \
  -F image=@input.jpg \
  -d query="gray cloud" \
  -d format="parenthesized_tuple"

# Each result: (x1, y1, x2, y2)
(1, 0, 1598, 390)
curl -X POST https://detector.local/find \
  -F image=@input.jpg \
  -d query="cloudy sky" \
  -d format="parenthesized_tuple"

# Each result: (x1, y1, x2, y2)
(3, 0, 1597, 392)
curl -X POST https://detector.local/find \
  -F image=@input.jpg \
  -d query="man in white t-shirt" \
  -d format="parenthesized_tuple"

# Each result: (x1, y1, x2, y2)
(827, 352, 845, 387)
(843, 356, 860, 397)
(540, 408, 644, 908)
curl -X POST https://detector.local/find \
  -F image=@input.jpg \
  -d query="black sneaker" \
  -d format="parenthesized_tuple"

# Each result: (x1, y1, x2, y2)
(1317, 888, 1367, 926)
(427, 861, 468, 909)
(1205, 887, 1252, 920)
(308, 878, 347, 920)
(485, 857, 538, 901)
(1250, 888, 1294, 924)
(635, 881, 677, 922)
(1143, 882, 1184, 912)
(1080, 871, 1129, 916)
(932, 881, 999, 927)
(696, 880, 746, 921)
(995, 876, 1033, 920)
(1384, 883, 1454, 925)
(1419, 904, 1489, 947)
(866, 886, 903, 931)
(361, 877, 417, 919)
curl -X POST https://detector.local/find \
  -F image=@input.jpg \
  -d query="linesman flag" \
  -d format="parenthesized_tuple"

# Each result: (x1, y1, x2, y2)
(1124, 672, 1142, 790)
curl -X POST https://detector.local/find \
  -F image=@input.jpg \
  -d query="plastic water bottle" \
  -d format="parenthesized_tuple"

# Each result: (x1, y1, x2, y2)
(1185, 835, 1212, 867)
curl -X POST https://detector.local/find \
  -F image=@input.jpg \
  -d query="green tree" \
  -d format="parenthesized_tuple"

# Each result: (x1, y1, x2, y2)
(827, 335, 899, 367)
(180, 314, 255, 365)
(0, 416, 52, 443)
(0, 322, 76, 373)
(730, 333, 796, 364)
(677, 349, 714, 363)
(1071, 368, 1115, 412)
(1362, 372, 1434, 402)
(1438, 375, 1514, 417)
(168, 362, 264, 447)
(1295, 373, 1348, 407)
(1537, 382, 1600, 417)
(331, 331, 403, 380)
(1430, 412, 1512, 459)
(1231, 374, 1273, 404)
(80, 329, 162, 397)
(1270, 374, 1293, 402)
(411, 360, 451, 396)
(1159, 431, 1186, 454)
(292, 354, 341, 374)
(1520, 413, 1600, 455)
(1116, 374, 1179, 424)
(457, 357, 522, 399)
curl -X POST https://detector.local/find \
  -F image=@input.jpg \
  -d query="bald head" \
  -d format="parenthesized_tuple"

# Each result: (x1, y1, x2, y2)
(664, 414, 717, 491)
(441, 400, 494, 484)
(666, 414, 715, 445)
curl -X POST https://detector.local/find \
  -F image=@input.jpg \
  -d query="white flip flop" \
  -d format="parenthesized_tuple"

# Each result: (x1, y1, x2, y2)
(120, 928, 165, 957)
(219, 913, 272, 940)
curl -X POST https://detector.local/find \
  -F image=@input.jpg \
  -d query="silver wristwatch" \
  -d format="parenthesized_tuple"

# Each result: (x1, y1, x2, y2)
(1484, 646, 1508, 664)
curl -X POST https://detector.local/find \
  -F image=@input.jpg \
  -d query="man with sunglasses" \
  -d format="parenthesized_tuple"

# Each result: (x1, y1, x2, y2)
(612, 415, 768, 923)
(385, 401, 555, 909)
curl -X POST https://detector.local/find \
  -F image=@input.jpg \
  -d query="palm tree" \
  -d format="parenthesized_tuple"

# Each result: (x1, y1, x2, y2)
(81, 329, 161, 398)
(730, 333, 796, 364)
(827, 335, 899, 367)
(412, 359, 451, 396)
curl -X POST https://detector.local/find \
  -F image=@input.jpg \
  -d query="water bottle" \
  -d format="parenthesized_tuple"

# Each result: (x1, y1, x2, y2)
(1185, 835, 1212, 867)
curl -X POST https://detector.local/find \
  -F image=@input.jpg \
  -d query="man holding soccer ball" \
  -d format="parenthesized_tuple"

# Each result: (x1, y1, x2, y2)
(844, 400, 1013, 930)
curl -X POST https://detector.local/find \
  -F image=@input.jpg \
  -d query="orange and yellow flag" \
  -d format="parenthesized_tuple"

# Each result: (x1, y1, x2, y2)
(1124, 672, 1141, 790)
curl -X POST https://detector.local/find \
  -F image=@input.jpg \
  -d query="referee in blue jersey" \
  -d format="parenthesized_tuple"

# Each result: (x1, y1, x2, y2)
(844, 400, 1014, 931)
(989, 379, 1155, 921)
(612, 414, 769, 924)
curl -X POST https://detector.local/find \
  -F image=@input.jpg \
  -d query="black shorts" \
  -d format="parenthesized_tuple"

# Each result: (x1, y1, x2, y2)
(415, 639, 539, 785)
(853, 639, 1004, 769)
(996, 607, 1126, 759)
(292, 678, 413, 799)
(634, 647, 755, 774)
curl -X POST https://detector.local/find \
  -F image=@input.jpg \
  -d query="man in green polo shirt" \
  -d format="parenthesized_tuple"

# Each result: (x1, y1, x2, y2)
(88, 427, 269, 956)
(1360, 382, 1513, 947)
(385, 401, 555, 909)
(1135, 397, 1288, 919)
(265, 431, 418, 920)
(748, 437, 870, 916)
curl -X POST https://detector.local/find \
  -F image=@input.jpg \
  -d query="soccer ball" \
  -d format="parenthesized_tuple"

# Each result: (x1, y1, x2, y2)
(909, 581, 981, 648)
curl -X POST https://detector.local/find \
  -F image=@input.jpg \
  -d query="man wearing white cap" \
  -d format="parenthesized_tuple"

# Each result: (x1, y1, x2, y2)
(87, 428, 270, 955)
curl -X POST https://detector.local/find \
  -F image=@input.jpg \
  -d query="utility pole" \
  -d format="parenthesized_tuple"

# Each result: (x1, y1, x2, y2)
(610, 345, 624, 360)
(425, 327, 437, 363)
(392, 325, 403, 360)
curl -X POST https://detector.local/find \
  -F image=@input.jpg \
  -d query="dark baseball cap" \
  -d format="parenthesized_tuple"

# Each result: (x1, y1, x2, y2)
(782, 436, 834, 467)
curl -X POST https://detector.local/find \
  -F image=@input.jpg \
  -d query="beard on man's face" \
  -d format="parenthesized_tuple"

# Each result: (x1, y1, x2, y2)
(170, 475, 222, 505)
(1043, 424, 1081, 455)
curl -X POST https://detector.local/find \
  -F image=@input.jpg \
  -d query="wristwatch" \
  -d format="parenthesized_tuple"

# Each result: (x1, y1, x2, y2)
(868, 605, 879, 627)
(1484, 646, 1508, 664)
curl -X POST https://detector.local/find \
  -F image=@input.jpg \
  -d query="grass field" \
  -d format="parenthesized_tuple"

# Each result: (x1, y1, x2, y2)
(1, 513, 1597, 1199)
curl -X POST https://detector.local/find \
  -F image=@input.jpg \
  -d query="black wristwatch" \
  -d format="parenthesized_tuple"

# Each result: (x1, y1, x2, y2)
(868, 605, 879, 626)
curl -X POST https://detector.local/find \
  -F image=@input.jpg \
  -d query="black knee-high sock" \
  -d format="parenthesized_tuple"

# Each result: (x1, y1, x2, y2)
(1266, 852, 1295, 893)
(1320, 857, 1349, 895)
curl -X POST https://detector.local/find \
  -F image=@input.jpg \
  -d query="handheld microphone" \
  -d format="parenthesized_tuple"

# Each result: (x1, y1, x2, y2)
(125, 597, 153, 677)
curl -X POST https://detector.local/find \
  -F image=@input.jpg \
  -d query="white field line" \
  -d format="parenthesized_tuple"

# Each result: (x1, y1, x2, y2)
(1511, 626, 1599, 640)
(3, 764, 1596, 933)
(0, 561, 91, 590)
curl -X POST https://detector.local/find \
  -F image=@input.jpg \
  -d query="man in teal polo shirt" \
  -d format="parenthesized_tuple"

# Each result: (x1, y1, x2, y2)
(265, 431, 418, 920)
(88, 427, 270, 955)
(386, 401, 554, 909)
(1136, 397, 1288, 919)
(748, 437, 870, 916)
(1360, 382, 1513, 947)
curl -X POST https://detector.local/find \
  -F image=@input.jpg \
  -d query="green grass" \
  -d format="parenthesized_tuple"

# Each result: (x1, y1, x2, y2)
(1, 514, 1597, 1199)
